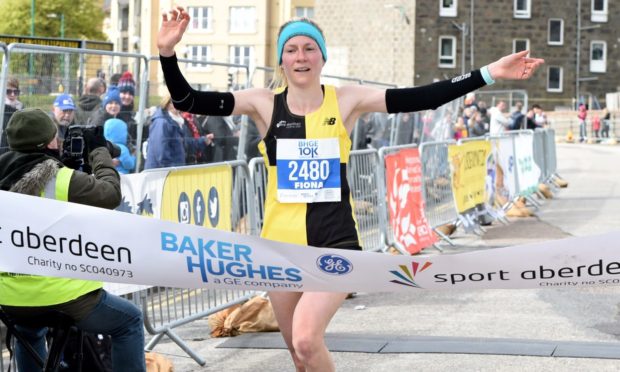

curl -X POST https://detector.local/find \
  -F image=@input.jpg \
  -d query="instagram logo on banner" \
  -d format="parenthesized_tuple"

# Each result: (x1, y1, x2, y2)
(179, 201, 190, 223)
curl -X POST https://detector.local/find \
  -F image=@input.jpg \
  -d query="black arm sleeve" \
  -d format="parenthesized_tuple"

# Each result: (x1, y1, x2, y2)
(385, 69, 486, 113)
(159, 54, 235, 116)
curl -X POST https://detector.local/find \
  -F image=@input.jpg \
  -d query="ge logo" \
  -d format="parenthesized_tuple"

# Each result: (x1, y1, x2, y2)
(316, 254, 353, 276)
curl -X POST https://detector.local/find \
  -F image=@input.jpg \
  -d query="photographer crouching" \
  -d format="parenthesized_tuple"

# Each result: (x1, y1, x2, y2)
(0, 109, 146, 371)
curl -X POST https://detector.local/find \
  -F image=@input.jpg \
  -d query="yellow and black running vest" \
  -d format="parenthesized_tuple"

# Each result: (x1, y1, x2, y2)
(258, 85, 361, 250)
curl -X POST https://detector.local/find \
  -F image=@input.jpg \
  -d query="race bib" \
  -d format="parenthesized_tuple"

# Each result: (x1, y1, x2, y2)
(276, 138, 341, 203)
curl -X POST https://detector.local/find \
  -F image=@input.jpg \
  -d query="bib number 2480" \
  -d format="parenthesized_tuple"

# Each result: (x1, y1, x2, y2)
(288, 159, 330, 181)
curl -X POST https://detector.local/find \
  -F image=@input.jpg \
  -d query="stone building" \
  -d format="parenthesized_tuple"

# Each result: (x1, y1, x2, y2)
(316, 0, 619, 109)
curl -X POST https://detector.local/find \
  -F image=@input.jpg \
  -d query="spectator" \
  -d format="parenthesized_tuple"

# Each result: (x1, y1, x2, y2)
(601, 107, 611, 138)
(109, 72, 122, 88)
(464, 92, 478, 110)
(0, 109, 146, 371)
(591, 114, 601, 139)
(453, 116, 467, 140)
(244, 116, 262, 160)
(75, 77, 106, 125)
(489, 100, 511, 135)
(351, 112, 372, 150)
(1, 77, 22, 153)
(394, 111, 416, 145)
(510, 101, 525, 130)
(50, 93, 76, 147)
(144, 95, 212, 169)
(525, 108, 537, 130)
(578, 103, 588, 142)
(117, 72, 142, 148)
(469, 110, 488, 137)
(4, 77, 23, 110)
(181, 111, 214, 164)
(204, 115, 239, 162)
(532, 104, 548, 128)
(477, 100, 490, 128)
(89, 87, 122, 127)
(104, 118, 136, 174)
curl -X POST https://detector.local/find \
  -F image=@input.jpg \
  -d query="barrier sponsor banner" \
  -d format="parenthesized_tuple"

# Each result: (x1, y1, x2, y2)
(117, 171, 167, 217)
(2, 191, 620, 292)
(385, 148, 437, 254)
(485, 148, 498, 205)
(160, 166, 232, 230)
(513, 133, 541, 195)
(494, 136, 517, 200)
(118, 166, 233, 231)
(448, 141, 491, 212)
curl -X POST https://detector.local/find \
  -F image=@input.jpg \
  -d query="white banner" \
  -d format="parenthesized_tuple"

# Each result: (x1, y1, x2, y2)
(2, 191, 620, 291)
(514, 133, 542, 195)
(117, 171, 167, 217)
(495, 136, 517, 200)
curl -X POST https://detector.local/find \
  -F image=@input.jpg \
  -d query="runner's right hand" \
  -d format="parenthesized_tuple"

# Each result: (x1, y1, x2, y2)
(157, 6, 190, 57)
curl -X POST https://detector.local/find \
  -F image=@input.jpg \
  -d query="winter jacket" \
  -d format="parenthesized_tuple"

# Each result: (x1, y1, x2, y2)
(74, 94, 102, 126)
(104, 118, 136, 174)
(0, 148, 120, 306)
(144, 108, 208, 169)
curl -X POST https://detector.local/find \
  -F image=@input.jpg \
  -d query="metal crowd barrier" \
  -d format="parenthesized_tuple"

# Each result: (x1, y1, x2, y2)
(139, 160, 258, 365)
(248, 156, 267, 235)
(0, 43, 148, 161)
(542, 128, 560, 181)
(533, 129, 547, 182)
(418, 140, 459, 244)
(347, 149, 386, 252)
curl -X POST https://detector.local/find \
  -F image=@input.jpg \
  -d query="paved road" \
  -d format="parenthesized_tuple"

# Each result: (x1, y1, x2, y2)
(151, 143, 620, 371)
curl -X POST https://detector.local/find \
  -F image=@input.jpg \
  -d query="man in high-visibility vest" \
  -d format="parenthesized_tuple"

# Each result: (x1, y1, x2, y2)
(0, 109, 146, 371)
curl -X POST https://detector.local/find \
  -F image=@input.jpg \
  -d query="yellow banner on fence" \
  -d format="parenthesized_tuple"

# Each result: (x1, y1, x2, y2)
(160, 166, 233, 231)
(448, 141, 491, 212)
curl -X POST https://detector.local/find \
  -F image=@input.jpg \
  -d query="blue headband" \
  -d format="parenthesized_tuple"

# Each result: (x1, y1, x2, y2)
(277, 21, 327, 65)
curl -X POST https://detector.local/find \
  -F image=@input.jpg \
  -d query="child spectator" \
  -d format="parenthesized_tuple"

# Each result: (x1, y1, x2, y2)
(591, 114, 601, 139)
(103, 118, 136, 174)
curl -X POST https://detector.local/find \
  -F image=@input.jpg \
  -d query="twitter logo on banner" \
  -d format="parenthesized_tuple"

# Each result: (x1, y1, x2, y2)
(208, 187, 219, 228)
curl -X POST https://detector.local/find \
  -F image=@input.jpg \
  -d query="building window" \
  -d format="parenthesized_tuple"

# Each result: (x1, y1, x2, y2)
(229, 45, 254, 68)
(591, 0, 608, 22)
(438, 36, 456, 68)
(514, 0, 531, 19)
(188, 7, 212, 31)
(230, 6, 256, 33)
(590, 41, 606, 73)
(548, 19, 564, 45)
(186, 45, 211, 70)
(513, 39, 529, 53)
(547, 66, 563, 92)
(439, 0, 457, 17)
(121, 6, 129, 31)
(295, 7, 314, 18)
(121, 37, 128, 52)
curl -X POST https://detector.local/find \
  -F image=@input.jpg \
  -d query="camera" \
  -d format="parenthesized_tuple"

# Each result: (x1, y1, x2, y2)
(62, 125, 121, 172)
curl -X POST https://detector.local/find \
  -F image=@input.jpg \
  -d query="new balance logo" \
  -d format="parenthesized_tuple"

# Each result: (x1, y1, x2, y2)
(276, 120, 287, 128)
(323, 117, 337, 125)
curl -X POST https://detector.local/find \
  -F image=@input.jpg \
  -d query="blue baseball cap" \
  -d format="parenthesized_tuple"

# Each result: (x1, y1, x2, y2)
(53, 94, 76, 110)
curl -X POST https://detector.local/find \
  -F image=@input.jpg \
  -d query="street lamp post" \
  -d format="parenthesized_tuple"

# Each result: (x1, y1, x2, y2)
(47, 13, 65, 38)
(48, 12, 67, 92)
(29, 0, 35, 79)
